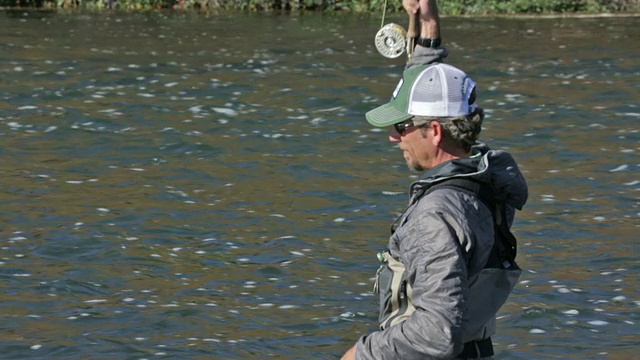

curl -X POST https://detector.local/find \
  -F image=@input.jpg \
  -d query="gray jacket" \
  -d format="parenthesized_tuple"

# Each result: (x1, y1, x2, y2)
(355, 47, 528, 360)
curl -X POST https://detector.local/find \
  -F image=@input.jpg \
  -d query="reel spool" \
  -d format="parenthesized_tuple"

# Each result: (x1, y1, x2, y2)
(374, 23, 407, 59)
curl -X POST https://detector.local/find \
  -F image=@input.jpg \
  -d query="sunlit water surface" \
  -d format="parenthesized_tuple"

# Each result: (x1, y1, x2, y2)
(0, 11, 638, 360)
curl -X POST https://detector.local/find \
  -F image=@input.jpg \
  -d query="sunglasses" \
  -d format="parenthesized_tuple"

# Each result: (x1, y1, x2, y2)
(393, 119, 415, 135)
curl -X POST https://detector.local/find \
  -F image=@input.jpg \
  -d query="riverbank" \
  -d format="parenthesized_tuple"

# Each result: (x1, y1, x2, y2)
(1, 0, 640, 14)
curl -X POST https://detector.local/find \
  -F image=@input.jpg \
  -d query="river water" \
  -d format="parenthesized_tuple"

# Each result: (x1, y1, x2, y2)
(0, 10, 638, 360)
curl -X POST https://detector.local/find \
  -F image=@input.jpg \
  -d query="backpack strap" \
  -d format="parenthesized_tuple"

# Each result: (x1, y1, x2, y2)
(423, 178, 519, 269)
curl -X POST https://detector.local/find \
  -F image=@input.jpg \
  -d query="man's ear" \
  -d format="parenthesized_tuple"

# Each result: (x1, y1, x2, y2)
(430, 121, 444, 146)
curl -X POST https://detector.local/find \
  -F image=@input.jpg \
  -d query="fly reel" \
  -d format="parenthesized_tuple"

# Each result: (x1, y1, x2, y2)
(374, 23, 408, 59)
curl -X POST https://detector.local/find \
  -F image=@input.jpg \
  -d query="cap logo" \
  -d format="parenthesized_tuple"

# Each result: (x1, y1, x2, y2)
(391, 78, 403, 99)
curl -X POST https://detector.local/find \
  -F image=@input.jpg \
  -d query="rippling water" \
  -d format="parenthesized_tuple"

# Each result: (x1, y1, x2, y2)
(1, 11, 638, 360)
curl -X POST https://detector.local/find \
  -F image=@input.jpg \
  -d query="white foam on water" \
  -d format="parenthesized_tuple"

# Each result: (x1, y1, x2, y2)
(84, 299, 107, 303)
(588, 320, 609, 326)
(505, 94, 524, 102)
(212, 107, 238, 116)
(557, 287, 572, 294)
(541, 194, 555, 202)
(310, 117, 325, 125)
(609, 164, 628, 172)
(570, 197, 594, 202)
(278, 305, 298, 309)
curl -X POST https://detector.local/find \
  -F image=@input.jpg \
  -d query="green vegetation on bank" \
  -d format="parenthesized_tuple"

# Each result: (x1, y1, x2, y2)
(1, 0, 638, 13)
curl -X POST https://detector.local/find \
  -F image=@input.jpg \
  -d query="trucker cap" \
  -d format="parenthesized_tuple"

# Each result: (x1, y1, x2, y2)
(365, 63, 477, 127)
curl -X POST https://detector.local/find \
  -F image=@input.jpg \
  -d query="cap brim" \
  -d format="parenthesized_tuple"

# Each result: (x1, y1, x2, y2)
(365, 102, 413, 127)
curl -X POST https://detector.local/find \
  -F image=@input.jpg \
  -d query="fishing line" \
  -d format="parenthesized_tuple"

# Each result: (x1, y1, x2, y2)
(380, 0, 388, 28)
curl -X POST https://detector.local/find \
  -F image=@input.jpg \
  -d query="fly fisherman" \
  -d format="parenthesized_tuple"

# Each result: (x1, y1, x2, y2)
(341, 0, 528, 359)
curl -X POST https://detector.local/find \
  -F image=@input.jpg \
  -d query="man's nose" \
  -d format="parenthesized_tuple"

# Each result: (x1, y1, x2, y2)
(389, 127, 401, 143)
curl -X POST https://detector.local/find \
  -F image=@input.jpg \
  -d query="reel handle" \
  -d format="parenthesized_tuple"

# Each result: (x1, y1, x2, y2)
(406, 12, 419, 59)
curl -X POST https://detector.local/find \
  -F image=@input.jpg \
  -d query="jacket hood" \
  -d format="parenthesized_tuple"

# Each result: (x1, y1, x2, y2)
(411, 142, 528, 210)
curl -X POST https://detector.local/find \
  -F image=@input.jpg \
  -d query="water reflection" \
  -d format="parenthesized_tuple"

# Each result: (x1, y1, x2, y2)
(1, 11, 638, 359)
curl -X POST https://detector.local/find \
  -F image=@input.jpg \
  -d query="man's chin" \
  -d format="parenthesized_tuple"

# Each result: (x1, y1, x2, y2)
(407, 162, 424, 172)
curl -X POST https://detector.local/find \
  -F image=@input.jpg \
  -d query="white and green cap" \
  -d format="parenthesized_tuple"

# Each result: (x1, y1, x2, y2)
(365, 63, 477, 127)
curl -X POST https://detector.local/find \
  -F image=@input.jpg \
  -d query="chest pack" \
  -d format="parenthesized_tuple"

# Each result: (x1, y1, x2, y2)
(420, 177, 518, 269)
(374, 177, 521, 331)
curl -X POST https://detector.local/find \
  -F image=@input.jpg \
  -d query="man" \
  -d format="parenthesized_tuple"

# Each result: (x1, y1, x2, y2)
(341, 0, 528, 359)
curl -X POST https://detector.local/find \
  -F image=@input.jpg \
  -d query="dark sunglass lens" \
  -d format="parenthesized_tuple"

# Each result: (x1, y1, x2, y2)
(394, 120, 412, 134)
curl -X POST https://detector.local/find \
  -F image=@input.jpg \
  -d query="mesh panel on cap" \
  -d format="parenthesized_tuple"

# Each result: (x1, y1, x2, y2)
(413, 66, 465, 104)
(412, 67, 445, 104)
(408, 63, 473, 117)
(443, 67, 465, 104)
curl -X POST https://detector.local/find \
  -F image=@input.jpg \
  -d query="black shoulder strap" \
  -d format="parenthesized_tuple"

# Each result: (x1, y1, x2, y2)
(424, 178, 519, 269)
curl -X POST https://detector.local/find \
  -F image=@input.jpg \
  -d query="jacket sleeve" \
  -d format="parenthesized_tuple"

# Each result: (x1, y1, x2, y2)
(405, 46, 449, 70)
(355, 203, 469, 360)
